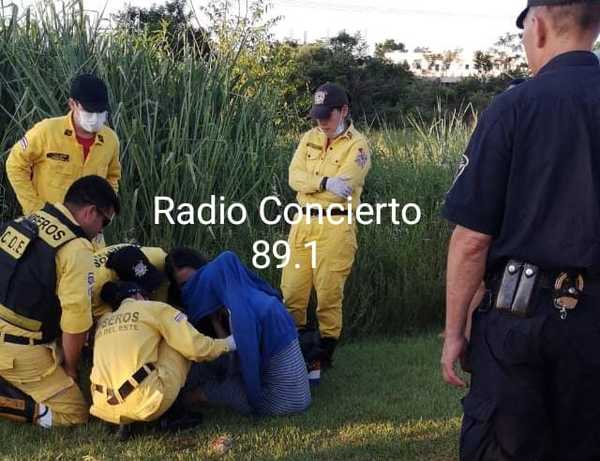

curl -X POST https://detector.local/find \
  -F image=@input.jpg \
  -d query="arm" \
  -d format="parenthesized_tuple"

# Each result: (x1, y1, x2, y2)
(317, 138, 372, 203)
(151, 303, 231, 362)
(441, 226, 492, 387)
(106, 138, 121, 192)
(5, 125, 45, 214)
(62, 332, 87, 380)
(56, 241, 94, 376)
(288, 132, 324, 194)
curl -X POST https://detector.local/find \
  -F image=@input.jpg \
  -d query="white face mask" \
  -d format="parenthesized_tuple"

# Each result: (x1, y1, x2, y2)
(75, 107, 107, 133)
(332, 119, 347, 138)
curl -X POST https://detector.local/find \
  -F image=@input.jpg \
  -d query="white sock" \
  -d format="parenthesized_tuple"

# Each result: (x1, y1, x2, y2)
(36, 404, 52, 428)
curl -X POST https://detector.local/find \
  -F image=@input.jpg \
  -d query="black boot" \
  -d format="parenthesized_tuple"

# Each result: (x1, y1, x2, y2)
(320, 337, 338, 369)
(0, 377, 37, 423)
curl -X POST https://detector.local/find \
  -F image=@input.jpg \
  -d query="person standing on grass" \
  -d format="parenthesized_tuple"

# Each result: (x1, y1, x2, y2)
(280, 82, 371, 377)
(440, 1, 600, 459)
(5, 73, 121, 249)
(0, 176, 119, 428)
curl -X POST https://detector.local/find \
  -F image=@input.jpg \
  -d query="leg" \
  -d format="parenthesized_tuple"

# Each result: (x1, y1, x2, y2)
(151, 341, 191, 420)
(0, 344, 87, 427)
(313, 221, 357, 344)
(281, 221, 314, 329)
(461, 305, 552, 460)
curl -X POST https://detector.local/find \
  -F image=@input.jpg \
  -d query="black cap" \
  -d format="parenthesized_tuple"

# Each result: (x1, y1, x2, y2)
(70, 74, 109, 113)
(309, 82, 349, 120)
(105, 246, 164, 293)
(517, 0, 600, 29)
(100, 281, 146, 309)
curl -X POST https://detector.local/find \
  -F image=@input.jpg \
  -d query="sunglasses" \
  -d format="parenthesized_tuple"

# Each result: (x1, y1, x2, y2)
(96, 207, 113, 228)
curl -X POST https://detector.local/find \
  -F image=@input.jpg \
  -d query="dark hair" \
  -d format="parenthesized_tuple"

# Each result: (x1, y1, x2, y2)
(64, 175, 120, 215)
(100, 281, 146, 309)
(164, 247, 208, 285)
(545, 4, 600, 35)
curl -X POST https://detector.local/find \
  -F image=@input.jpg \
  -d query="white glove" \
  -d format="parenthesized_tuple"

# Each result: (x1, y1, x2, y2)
(326, 176, 352, 198)
(225, 335, 237, 351)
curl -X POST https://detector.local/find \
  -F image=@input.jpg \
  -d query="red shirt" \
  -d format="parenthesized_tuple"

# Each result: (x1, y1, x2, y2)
(76, 134, 95, 161)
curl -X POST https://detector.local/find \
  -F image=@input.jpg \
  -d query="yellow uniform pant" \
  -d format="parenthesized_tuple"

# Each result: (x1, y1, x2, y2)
(90, 341, 190, 425)
(0, 343, 88, 426)
(281, 217, 357, 339)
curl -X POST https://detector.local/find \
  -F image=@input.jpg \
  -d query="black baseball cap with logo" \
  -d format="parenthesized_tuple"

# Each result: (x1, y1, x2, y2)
(517, 0, 600, 29)
(309, 82, 350, 120)
(105, 246, 164, 294)
(70, 74, 109, 113)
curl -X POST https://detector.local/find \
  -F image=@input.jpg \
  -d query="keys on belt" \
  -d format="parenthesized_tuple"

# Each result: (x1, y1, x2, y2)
(92, 363, 156, 405)
(488, 260, 589, 320)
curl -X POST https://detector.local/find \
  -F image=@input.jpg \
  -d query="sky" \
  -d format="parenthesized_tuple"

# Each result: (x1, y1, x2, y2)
(11, 0, 527, 53)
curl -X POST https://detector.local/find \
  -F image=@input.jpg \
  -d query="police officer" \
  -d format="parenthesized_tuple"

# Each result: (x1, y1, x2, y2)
(90, 281, 235, 433)
(0, 175, 119, 427)
(91, 245, 169, 319)
(441, 1, 600, 459)
(280, 83, 371, 370)
(6, 74, 121, 248)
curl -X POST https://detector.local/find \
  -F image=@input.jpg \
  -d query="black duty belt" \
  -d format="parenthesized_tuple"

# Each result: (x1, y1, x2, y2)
(302, 206, 348, 216)
(1, 333, 44, 346)
(93, 363, 156, 405)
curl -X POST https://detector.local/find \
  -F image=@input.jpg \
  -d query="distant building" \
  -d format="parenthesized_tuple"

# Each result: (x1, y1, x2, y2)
(386, 49, 504, 83)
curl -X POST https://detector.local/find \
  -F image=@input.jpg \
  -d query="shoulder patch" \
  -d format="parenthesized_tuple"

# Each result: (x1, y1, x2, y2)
(19, 137, 28, 150)
(174, 312, 187, 323)
(355, 148, 369, 169)
(64, 129, 73, 136)
(450, 154, 469, 189)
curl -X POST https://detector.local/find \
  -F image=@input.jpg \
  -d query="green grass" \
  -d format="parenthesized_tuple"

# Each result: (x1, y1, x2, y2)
(0, 335, 465, 460)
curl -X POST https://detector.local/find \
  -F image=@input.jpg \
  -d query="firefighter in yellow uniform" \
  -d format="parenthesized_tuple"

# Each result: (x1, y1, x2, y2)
(92, 245, 169, 319)
(5, 74, 121, 249)
(281, 83, 371, 368)
(90, 281, 235, 430)
(0, 176, 119, 427)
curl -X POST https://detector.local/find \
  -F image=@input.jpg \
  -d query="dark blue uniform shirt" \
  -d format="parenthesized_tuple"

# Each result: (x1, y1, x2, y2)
(443, 51, 600, 273)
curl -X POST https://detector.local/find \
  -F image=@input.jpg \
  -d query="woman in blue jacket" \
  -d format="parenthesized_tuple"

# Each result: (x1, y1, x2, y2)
(165, 248, 310, 416)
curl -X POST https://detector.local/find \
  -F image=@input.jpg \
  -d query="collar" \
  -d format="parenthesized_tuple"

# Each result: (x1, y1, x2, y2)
(63, 111, 105, 145)
(319, 121, 356, 144)
(538, 51, 599, 76)
(53, 202, 81, 227)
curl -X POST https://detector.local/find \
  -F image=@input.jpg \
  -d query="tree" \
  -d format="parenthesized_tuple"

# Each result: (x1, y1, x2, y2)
(113, 0, 211, 58)
(473, 50, 494, 75)
(488, 32, 527, 74)
(374, 39, 406, 60)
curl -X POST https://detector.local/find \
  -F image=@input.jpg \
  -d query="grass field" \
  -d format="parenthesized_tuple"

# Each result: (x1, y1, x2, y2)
(0, 335, 465, 460)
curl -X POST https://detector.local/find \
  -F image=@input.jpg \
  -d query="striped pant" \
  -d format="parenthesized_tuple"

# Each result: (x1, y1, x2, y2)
(187, 339, 311, 416)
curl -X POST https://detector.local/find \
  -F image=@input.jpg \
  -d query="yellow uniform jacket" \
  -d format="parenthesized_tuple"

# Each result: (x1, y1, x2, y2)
(288, 123, 371, 209)
(90, 299, 230, 423)
(6, 113, 121, 215)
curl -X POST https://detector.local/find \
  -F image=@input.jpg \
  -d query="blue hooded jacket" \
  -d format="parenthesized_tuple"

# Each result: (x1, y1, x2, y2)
(181, 251, 297, 411)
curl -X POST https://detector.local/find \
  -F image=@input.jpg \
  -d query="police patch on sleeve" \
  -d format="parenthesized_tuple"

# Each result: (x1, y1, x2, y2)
(174, 312, 187, 323)
(450, 154, 469, 189)
(19, 137, 28, 150)
(355, 148, 369, 169)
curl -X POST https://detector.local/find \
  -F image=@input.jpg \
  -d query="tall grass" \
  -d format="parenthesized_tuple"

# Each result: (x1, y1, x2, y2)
(0, 1, 474, 336)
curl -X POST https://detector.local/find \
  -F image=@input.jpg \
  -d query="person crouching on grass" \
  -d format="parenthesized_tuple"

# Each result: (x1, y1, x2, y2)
(89, 281, 236, 439)
(165, 248, 311, 416)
